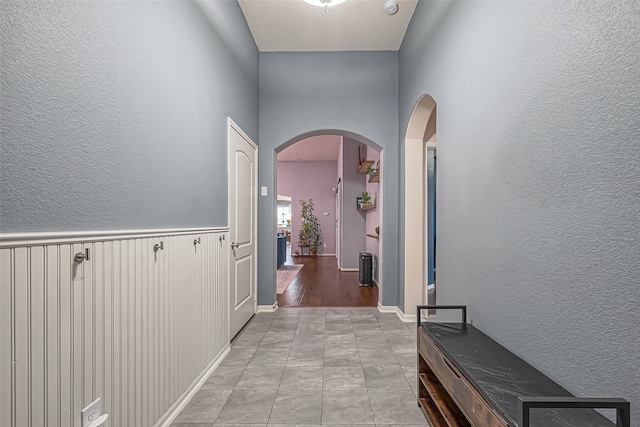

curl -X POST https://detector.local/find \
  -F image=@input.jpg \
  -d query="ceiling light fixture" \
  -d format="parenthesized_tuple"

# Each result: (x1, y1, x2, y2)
(303, 0, 347, 13)
(384, 0, 399, 15)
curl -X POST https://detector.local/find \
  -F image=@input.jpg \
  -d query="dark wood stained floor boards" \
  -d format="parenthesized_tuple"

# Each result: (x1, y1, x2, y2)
(277, 256, 378, 307)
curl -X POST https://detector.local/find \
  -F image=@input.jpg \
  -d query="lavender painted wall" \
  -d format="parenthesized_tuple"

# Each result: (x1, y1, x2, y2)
(277, 161, 337, 255)
(365, 148, 381, 282)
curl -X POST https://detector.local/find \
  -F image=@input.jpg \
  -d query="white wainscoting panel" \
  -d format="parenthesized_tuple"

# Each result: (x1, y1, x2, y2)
(0, 229, 229, 427)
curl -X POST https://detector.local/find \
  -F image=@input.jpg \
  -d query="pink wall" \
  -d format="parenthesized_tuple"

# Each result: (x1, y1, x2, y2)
(277, 161, 338, 255)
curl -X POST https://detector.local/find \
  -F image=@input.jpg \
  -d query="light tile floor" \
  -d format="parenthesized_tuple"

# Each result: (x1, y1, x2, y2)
(172, 307, 431, 426)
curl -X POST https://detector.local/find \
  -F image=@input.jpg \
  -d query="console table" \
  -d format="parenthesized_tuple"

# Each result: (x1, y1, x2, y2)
(416, 305, 630, 427)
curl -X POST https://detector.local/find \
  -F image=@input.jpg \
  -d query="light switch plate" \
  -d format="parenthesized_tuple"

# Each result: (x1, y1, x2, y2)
(261, 186, 268, 196)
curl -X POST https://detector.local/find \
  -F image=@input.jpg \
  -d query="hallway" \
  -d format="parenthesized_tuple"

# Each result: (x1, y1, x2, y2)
(278, 257, 378, 307)
(171, 307, 425, 426)
(2, 1, 637, 423)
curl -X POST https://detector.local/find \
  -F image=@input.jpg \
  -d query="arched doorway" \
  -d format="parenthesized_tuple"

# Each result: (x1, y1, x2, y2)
(274, 130, 383, 307)
(404, 95, 437, 316)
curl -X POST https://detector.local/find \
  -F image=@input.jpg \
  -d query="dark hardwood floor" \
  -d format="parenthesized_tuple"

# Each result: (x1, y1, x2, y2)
(277, 256, 378, 307)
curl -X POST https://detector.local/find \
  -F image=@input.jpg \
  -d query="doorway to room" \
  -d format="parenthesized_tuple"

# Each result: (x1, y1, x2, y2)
(274, 133, 382, 307)
(404, 95, 437, 316)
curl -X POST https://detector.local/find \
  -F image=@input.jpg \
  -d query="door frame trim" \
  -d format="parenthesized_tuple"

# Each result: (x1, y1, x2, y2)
(227, 117, 259, 336)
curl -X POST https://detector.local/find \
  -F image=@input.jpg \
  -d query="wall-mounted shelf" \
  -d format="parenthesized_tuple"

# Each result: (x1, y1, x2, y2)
(359, 204, 376, 211)
(366, 234, 379, 240)
(366, 160, 381, 182)
(358, 161, 374, 174)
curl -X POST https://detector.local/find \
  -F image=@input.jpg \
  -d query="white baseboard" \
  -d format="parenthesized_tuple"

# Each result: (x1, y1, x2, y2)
(158, 344, 230, 427)
(377, 302, 416, 323)
(340, 267, 359, 272)
(257, 302, 279, 313)
(377, 302, 397, 314)
(397, 310, 417, 323)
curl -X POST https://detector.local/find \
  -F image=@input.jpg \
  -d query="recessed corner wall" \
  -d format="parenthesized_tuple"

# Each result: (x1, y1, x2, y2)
(399, 0, 640, 419)
(258, 51, 400, 307)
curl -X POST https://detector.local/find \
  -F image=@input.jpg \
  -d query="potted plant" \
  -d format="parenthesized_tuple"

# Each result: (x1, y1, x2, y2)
(361, 191, 372, 207)
(299, 199, 322, 255)
(365, 165, 377, 179)
(298, 222, 311, 247)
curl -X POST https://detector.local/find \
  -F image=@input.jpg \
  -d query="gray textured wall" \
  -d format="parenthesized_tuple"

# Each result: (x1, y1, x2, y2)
(400, 0, 640, 419)
(258, 51, 400, 306)
(0, 0, 258, 232)
(340, 137, 367, 270)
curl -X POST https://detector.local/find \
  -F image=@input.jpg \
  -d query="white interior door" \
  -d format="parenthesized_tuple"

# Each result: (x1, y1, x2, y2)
(228, 119, 257, 339)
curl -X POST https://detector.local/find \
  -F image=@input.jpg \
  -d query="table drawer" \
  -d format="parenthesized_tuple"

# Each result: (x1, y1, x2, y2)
(419, 328, 507, 427)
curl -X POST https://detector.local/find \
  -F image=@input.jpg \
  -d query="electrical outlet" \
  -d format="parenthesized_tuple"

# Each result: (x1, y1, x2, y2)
(81, 398, 108, 427)
(323, 243, 326, 248)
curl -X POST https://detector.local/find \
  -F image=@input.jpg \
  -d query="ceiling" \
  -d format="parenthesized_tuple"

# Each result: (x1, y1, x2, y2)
(277, 135, 342, 161)
(238, 0, 418, 52)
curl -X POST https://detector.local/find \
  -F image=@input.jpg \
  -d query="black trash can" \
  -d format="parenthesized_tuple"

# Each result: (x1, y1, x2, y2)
(359, 252, 373, 287)
(277, 236, 286, 269)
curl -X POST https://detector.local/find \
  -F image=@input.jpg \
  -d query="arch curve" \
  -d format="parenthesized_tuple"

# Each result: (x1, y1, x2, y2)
(276, 129, 383, 154)
(405, 94, 437, 142)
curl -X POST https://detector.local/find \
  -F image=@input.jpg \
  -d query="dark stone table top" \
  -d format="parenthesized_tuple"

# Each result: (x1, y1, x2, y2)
(422, 322, 614, 427)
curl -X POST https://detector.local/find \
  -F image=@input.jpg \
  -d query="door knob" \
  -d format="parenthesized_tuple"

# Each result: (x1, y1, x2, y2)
(231, 242, 240, 249)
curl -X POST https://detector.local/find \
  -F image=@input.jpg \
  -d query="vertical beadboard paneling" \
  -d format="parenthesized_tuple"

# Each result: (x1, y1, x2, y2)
(82, 243, 94, 410)
(161, 235, 169, 416)
(93, 242, 104, 414)
(127, 239, 136, 427)
(90, 242, 104, 410)
(134, 238, 143, 427)
(120, 238, 130, 426)
(111, 239, 122, 427)
(102, 240, 113, 426)
(29, 246, 46, 427)
(59, 245, 72, 427)
(0, 249, 12, 427)
(142, 239, 149, 426)
(71, 242, 83, 427)
(0, 229, 230, 427)
(14, 247, 29, 427)
(144, 238, 152, 426)
(45, 245, 59, 427)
